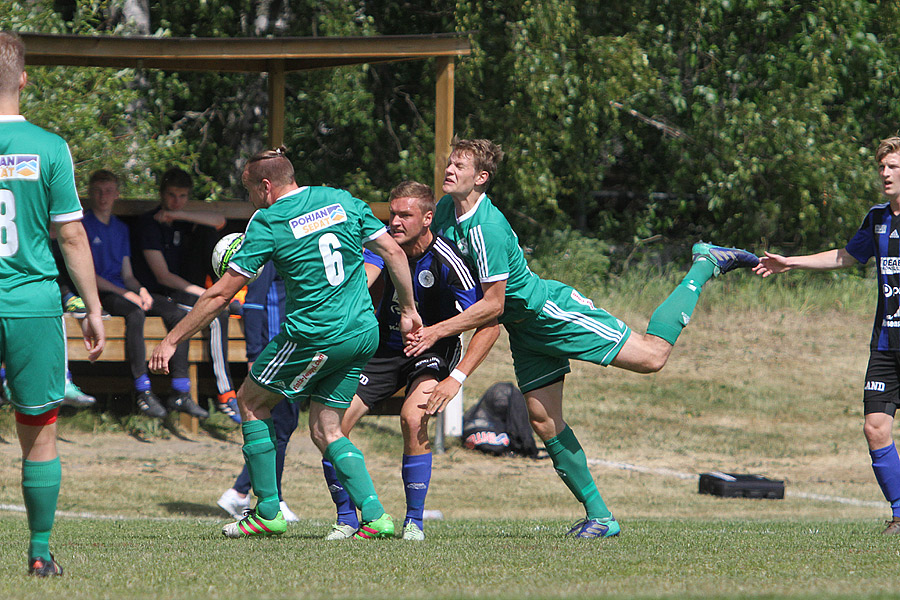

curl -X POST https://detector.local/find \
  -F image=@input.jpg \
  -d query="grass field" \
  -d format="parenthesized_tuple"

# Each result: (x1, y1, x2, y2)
(0, 270, 896, 598)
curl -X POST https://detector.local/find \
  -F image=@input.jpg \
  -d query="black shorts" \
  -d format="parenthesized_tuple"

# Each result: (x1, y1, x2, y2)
(356, 343, 461, 409)
(863, 350, 900, 417)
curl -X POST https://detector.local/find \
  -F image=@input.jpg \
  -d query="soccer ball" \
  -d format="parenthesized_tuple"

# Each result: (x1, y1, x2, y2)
(211, 233, 262, 283)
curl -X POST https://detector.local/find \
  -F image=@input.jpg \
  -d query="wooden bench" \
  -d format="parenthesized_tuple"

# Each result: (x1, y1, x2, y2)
(64, 199, 407, 434)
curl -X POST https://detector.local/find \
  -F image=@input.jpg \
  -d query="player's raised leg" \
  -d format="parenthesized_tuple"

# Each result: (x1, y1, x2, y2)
(525, 380, 620, 539)
(222, 379, 287, 538)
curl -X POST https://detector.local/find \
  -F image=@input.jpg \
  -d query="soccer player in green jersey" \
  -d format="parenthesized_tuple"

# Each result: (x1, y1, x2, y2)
(150, 147, 422, 539)
(406, 137, 758, 538)
(0, 31, 105, 576)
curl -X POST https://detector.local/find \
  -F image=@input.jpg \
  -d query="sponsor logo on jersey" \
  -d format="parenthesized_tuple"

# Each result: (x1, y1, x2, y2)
(289, 352, 328, 391)
(570, 289, 596, 310)
(883, 319, 900, 328)
(0, 154, 39, 180)
(884, 284, 900, 298)
(882, 257, 900, 275)
(289, 203, 347, 239)
(877, 225, 888, 234)
(418, 269, 435, 288)
(865, 380, 886, 392)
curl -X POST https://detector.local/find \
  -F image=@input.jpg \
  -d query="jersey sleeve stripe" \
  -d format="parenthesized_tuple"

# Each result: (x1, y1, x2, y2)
(480, 273, 509, 283)
(362, 227, 388, 244)
(433, 237, 477, 289)
(51, 209, 83, 223)
(230, 264, 256, 278)
(471, 224, 491, 280)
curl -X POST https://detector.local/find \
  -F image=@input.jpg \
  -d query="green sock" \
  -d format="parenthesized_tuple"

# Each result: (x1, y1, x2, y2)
(241, 419, 279, 520)
(545, 426, 611, 520)
(22, 457, 61, 561)
(325, 437, 385, 522)
(645, 259, 716, 344)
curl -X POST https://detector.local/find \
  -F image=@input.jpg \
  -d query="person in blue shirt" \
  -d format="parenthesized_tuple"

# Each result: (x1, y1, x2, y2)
(321, 180, 499, 541)
(82, 170, 194, 419)
(755, 135, 900, 535)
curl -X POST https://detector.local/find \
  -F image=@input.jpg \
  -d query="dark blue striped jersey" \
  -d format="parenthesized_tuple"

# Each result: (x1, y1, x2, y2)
(364, 234, 481, 356)
(845, 202, 900, 351)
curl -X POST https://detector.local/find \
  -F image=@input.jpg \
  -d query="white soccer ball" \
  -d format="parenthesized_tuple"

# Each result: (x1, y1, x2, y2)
(212, 233, 262, 283)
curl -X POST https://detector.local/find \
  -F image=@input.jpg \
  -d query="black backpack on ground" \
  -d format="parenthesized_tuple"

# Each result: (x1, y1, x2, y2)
(462, 382, 540, 458)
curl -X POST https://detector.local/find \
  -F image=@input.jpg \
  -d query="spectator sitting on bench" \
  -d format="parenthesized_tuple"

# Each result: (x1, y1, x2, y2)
(131, 167, 239, 422)
(81, 169, 202, 419)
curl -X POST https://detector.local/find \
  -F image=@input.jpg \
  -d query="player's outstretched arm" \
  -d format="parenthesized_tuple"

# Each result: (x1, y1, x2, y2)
(55, 220, 105, 361)
(364, 232, 422, 337)
(424, 319, 500, 415)
(149, 270, 247, 374)
(753, 248, 858, 278)
(405, 279, 505, 358)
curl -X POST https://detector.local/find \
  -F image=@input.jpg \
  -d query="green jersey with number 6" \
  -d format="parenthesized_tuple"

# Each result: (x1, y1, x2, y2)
(0, 116, 83, 317)
(432, 192, 548, 324)
(230, 185, 386, 344)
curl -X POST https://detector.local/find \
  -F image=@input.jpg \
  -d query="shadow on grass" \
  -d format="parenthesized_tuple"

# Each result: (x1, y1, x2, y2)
(159, 501, 224, 517)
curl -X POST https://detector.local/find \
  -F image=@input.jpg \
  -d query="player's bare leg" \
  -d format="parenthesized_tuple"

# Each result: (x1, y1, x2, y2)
(312, 401, 393, 539)
(863, 412, 900, 534)
(222, 380, 287, 538)
(525, 381, 619, 538)
(397, 376, 436, 540)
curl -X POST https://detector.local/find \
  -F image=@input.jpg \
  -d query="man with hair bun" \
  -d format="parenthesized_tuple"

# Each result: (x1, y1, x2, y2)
(0, 30, 105, 576)
(150, 146, 422, 540)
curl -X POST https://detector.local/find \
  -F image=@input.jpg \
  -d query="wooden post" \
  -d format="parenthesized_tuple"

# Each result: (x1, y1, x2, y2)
(180, 363, 200, 435)
(433, 57, 455, 196)
(267, 59, 286, 149)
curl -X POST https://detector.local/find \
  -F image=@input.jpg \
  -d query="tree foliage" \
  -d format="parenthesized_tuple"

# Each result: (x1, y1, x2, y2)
(6, 0, 900, 258)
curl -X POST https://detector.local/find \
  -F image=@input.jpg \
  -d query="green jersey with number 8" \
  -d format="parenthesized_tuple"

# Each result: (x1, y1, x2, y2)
(230, 185, 385, 344)
(0, 116, 83, 317)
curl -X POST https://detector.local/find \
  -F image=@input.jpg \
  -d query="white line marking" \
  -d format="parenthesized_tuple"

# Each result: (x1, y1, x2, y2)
(587, 458, 886, 508)
(0, 503, 212, 521)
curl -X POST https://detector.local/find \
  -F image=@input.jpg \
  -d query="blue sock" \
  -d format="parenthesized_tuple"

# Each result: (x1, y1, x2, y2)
(402, 453, 432, 529)
(871, 443, 900, 517)
(134, 374, 151, 392)
(171, 377, 191, 393)
(322, 459, 358, 528)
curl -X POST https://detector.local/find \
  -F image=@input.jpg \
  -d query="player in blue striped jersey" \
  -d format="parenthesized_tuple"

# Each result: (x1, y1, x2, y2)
(407, 137, 758, 539)
(321, 181, 498, 541)
(755, 136, 900, 535)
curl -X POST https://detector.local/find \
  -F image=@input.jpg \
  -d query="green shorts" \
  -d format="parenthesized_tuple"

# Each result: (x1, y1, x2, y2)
(0, 316, 66, 415)
(506, 280, 631, 393)
(249, 326, 379, 409)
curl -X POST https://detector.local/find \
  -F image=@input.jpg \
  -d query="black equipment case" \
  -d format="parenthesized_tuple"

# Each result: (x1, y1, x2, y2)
(698, 472, 784, 499)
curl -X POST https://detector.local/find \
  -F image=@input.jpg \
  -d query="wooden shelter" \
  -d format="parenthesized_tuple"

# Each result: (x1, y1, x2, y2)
(19, 32, 470, 195)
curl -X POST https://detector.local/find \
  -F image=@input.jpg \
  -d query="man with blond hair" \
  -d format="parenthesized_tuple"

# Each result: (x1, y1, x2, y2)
(406, 137, 758, 538)
(755, 136, 900, 535)
(0, 30, 105, 576)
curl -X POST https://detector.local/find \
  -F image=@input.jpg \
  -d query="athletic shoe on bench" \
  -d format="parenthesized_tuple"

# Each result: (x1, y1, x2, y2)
(28, 554, 63, 577)
(64, 295, 86, 318)
(215, 396, 241, 423)
(63, 379, 96, 407)
(565, 516, 620, 538)
(354, 513, 394, 539)
(222, 509, 286, 538)
(167, 392, 209, 419)
(691, 242, 759, 277)
(135, 390, 167, 419)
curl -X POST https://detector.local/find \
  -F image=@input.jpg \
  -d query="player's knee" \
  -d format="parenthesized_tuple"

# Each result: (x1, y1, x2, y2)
(864, 418, 892, 448)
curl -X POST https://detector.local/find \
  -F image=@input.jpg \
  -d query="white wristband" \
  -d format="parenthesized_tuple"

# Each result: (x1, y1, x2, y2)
(449, 369, 467, 384)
